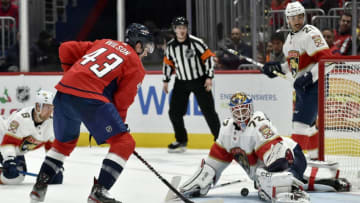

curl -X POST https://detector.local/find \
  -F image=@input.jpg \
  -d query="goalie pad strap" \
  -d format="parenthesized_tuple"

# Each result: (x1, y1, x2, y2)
(308, 167, 318, 191)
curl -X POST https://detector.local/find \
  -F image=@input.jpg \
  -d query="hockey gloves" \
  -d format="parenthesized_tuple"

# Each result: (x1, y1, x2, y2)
(294, 72, 313, 91)
(2, 158, 19, 179)
(262, 61, 283, 78)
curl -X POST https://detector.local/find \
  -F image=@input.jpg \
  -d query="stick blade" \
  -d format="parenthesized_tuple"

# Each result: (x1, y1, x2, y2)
(164, 176, 182, 202)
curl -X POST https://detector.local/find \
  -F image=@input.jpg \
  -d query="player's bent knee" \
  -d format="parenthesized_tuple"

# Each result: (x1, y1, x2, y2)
(108, 132, 135, 161)
(52, 138, 78, 156)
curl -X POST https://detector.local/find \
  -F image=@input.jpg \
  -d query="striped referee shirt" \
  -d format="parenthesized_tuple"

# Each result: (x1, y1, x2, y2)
(163, 34, 215, 82)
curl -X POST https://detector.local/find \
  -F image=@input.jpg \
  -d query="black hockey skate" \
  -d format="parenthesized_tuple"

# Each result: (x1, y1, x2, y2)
(88, 178, 122, 203)
(30, 172, 50, 202)
(168, 141, 187, 153)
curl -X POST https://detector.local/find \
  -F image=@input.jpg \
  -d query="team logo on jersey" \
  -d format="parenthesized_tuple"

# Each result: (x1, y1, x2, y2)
(8, 120, 19, 134)
(230, 147, 250, 174)
(259, 125, 275, 139)
(185, 48, 195, 59)
(16, 86, 30, 103)
(105, 125, 112, 133)
(20, 136, 42, 152)
(312, 35, 325, 47)
(288, 50, 299, 77)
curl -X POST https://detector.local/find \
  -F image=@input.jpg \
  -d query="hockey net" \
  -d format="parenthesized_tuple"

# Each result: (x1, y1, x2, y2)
(318, 56, 360, 190)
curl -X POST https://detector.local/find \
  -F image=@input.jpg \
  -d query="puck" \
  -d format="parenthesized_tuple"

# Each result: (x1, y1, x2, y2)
(241, 188, 249, 197)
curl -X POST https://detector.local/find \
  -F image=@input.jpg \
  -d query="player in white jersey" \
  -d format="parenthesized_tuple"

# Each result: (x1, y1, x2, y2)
(0, 90, 62, 185)
(262, 1, 332, 159)
(178, 92, 350, 203)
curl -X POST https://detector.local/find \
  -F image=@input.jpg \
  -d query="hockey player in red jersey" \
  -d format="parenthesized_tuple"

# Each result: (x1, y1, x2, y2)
(179, 92, 350, 203)
(262, 1, 332, 159)
(29, 23, 154, 203)
(0, 90, 58, 185)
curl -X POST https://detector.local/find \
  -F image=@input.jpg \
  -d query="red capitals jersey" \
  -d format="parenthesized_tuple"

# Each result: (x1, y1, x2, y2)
(56, 39, 145, 121)
(0, 3, 18, 27)
(330, 31, 352, 56)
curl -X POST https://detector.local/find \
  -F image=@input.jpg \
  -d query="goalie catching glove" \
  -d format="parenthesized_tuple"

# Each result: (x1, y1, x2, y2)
(179, 159, 216, 197)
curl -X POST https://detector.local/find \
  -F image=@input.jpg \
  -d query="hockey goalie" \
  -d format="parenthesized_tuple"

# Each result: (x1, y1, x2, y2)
(179, 92, 351, 202)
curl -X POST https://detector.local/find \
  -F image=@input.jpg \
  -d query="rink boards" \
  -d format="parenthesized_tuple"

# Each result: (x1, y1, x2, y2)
(0, 72, 293, 148)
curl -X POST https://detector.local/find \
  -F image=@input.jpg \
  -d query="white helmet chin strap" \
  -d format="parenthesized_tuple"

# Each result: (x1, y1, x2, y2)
(34, 103, 44, 122)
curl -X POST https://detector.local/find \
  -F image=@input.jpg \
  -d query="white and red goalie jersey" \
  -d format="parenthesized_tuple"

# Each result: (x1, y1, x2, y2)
(0, 107, 54, 160)
(208, 111, 297, 180)
(281, 24, 331, 82)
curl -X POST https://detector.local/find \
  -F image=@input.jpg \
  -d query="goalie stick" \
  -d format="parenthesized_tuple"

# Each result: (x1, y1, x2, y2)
(165, 176, 247, 202)
(223, 47, 294, 83)
(132, 151, 195, 203)
(0, 166, 38, 177)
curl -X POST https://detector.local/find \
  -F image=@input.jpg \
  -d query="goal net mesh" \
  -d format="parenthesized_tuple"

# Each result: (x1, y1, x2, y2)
(319, 59, 360, 189)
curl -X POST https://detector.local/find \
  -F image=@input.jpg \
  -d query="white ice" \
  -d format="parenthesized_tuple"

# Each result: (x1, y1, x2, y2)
(1, 147, 360, 203)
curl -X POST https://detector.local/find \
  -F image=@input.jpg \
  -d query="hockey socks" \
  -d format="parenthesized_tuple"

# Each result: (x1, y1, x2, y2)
(38, 156, 64, 184)
(98, 158, 123, 190)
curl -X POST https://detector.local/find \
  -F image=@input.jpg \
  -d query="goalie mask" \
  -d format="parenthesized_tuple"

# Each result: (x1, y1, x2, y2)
(125, 23, 154, 54)
(229, 92, 254, 129)
(285, 1, 306, 31)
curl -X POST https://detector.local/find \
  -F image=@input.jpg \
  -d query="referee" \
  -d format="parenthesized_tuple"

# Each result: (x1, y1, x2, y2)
(163, 16, 220, 153)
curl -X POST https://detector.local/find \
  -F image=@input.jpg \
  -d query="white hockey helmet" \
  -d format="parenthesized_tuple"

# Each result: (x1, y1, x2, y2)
(285, 1, 305, 18)
(229, 92, 254, 128)
(285, 1, 306, 27)
(35, 90, 54, 112)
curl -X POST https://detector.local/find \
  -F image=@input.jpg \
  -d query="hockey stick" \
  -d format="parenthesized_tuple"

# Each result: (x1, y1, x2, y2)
(223, 47, 294, 83)
(132, 151, 194, 203)
(166, 176, 247, 202)
(212, 179, 244, 189)
(0, 167, 38, 177)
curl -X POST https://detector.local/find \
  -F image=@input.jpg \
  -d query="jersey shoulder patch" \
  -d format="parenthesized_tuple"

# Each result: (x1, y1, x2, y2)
(258, 124, 276, 139)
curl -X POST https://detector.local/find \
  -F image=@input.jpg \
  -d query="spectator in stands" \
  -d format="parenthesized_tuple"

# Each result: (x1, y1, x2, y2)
(269, 32, 286, 63)
(331, 12, 352, 55)
(269, 0, 291, 29)
(301, 0, 339, 13)
(0, 0, 18, 27)
(0, 31, 19, 71)
(265, 41, 273, 62)
(30, 31, 61, 72)
(322, 28, 334, 48)
(216, 27, 252, 70)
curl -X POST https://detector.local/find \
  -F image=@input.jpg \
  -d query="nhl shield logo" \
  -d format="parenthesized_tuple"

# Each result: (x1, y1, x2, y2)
(16, 86, 30, 103)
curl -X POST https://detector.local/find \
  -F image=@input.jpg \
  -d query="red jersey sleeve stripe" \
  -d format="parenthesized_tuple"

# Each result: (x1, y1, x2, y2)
(255, 137, 283, 161)
(247, 151, 258, 166)
(209, 142, 233, 163)
(1, 134, 23, 146)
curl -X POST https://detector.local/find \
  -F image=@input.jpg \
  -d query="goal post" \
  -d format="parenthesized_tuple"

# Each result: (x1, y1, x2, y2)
(318, 56, 360, 186)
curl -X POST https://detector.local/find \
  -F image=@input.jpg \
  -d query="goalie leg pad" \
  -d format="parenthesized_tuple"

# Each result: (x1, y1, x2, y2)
(255, 168, 308, 202)
(180, 159, 216, 197)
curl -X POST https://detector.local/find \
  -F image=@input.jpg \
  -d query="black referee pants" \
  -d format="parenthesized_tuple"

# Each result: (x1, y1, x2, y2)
(168, 77, 220, 143)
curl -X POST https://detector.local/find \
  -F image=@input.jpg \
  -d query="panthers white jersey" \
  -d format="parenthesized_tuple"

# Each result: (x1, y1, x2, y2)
(282, 24, 330, 81)
(0, 106, 54, 160)
(0, 116, 6, 144)
(213, 111, 297, 178)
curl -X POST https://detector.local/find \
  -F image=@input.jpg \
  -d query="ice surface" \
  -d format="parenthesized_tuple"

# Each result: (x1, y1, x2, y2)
(1, 147, 359, 203)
